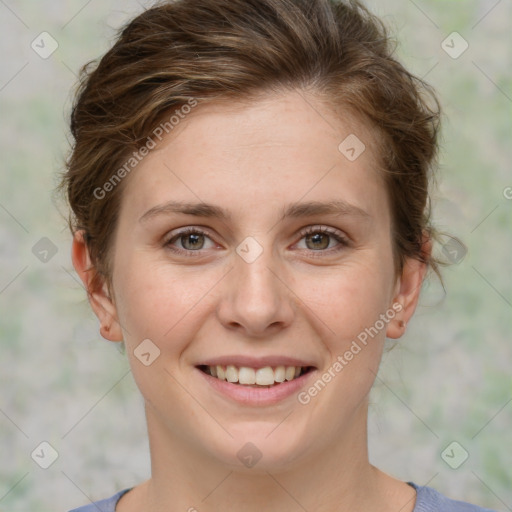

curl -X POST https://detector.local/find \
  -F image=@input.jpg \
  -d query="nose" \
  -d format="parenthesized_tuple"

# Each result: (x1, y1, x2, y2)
(216, 243, 295, 338)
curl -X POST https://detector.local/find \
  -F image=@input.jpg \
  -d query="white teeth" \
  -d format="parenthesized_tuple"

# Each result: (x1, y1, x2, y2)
(239, 367, 256, 385)
(207, 365, 306, 386)
(285, 366, 296, 381)
(255, 366, 274, 385)
(274, 366, 286, 382)
(225, 365, 238, 383)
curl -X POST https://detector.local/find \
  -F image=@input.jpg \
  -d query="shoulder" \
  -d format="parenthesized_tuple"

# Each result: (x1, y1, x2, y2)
(409, 482, 497, 512)
(68, 488, 131, 512)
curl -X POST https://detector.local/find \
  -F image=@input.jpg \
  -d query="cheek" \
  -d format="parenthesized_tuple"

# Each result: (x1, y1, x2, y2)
(112, 254, 220, 348)
(111, 260, 203, 401)
(113, 228, 396, 354)
(287, 261, 393, 444)
(295, 257, 394, 340)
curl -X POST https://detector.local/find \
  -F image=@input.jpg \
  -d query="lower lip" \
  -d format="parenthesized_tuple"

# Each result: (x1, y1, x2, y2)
(195, 367, 316, 406)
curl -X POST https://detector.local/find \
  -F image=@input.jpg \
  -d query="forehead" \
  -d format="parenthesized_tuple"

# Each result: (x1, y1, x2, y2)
(118, 90, 389, 226)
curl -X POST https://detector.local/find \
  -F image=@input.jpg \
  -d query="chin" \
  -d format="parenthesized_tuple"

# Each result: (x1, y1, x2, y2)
(207, 423, 309, 473)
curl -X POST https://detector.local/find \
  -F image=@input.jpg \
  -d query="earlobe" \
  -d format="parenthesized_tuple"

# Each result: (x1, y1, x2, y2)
(386, 259, 425, 339)
(386, 236, 431, 340)
(71, 230, 124, 342)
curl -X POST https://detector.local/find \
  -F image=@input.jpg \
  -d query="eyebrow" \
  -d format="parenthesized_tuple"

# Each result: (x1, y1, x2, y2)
(138, 199, 371, 224)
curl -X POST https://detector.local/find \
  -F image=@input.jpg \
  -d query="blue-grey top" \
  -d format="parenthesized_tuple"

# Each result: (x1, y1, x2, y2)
(68, 482, 497, 512)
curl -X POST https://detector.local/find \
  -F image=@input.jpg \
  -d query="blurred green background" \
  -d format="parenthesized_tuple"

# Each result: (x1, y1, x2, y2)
(0, 0, 510, 510)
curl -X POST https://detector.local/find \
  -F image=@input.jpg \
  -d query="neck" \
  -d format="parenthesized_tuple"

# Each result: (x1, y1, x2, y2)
(135, 400, 411, 512)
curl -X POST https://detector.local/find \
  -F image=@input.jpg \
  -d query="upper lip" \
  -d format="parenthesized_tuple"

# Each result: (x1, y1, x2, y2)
(196, 355, 317, 369)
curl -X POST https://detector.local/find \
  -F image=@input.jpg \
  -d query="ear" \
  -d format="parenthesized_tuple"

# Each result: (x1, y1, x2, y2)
(71, 230, 123, 342)
(386, 235, 432, 339)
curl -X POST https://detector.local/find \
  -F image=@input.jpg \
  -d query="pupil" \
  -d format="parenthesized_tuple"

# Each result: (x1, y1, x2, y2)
(307, 233, 329, 250)
(184, 233, 203, 249)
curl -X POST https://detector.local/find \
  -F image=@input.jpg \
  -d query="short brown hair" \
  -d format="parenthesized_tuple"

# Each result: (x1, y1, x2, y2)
(59, 0, 453, 293)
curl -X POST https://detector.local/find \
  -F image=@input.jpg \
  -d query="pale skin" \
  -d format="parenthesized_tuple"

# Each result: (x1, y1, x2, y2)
(72, 89, 429, 512)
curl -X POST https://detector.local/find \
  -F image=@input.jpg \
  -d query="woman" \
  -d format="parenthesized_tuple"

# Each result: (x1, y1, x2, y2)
(61, 0, 496, 510)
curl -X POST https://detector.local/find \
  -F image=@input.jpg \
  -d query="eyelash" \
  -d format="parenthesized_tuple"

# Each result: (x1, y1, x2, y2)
(164, 226, 350, 259)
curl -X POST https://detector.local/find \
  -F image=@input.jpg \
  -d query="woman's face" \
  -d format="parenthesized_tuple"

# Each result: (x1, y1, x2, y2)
(80, 90, 422, 471)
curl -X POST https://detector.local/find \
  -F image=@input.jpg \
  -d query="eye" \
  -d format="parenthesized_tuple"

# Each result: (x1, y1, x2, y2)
(164, 225, 350, 258)
(295, 226, 349, 255)
(165, 227, 216, 256)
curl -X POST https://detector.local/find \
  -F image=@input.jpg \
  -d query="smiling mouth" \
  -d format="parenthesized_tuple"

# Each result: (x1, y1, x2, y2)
(197, 365, 315, 388)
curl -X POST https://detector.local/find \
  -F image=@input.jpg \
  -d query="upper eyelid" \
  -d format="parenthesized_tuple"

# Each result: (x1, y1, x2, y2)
(166, 225, 348, 247)
(165, 226, 216, 243)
